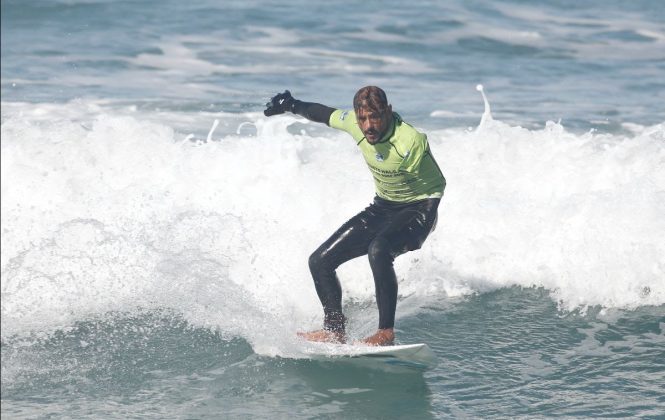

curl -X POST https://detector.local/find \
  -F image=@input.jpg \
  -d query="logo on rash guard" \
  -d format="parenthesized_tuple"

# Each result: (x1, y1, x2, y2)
(375, 153, 384, 162)
(340, 111, 348, 121)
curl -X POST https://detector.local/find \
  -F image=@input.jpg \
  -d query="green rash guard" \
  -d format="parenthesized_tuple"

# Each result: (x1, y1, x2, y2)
(329, 109, 446, 203)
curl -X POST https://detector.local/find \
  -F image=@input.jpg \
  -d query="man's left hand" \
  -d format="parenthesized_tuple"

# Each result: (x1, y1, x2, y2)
(264, 90, 296, 116)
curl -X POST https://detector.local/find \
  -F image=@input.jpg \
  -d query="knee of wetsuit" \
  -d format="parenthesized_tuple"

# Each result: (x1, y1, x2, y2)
(368, 236, 393, 263)
(308, 249, 324, 272)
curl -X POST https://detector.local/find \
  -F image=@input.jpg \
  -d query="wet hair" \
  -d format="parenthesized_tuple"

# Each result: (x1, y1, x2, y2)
(353, 86, 389, 113)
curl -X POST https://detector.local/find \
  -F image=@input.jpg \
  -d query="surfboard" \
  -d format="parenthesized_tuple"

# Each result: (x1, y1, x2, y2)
(301, 342, 437, 369)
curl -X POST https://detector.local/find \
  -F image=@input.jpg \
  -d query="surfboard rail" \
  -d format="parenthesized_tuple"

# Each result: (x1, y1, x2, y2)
(301, 342, 437, 369)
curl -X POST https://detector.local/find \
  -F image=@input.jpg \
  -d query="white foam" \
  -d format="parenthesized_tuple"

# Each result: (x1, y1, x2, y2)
(406, 117, 665, 312)
(1, 100, 663, 346)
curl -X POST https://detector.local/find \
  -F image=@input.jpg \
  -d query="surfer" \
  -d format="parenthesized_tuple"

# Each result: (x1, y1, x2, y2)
(264, 87, 445, 346)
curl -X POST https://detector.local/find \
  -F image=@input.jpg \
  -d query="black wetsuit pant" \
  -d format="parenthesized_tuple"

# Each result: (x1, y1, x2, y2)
(308, 196, 440, 333)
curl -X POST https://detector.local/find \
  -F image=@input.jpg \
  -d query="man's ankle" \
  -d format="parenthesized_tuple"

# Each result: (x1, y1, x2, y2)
(324, 311, 346, 335)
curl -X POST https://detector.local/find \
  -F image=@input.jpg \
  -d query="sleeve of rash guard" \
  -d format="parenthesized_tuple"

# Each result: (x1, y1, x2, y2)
(328, 109, 352, 129)
(328, 109, 366, 143)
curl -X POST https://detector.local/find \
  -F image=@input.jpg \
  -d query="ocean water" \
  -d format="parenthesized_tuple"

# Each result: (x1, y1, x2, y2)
(2, 0, 664, 418)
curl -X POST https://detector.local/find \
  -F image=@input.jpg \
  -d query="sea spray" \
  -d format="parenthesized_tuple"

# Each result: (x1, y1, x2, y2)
(2, 101, 664, 346)
(416, 117, 664, 312)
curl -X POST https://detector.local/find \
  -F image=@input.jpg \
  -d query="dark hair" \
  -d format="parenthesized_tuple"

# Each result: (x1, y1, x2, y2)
(353, 86, 389, 113)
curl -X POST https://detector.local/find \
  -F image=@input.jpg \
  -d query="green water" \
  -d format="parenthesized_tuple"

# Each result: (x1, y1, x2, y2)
(3, 288, 663, 418)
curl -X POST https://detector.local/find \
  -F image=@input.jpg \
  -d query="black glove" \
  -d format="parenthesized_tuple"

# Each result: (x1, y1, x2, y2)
(264, 90, 297, 116)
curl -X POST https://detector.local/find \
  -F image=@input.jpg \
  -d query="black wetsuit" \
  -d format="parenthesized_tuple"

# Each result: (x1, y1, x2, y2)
(310, 196, 440, 332)
(292, 101, 443, 333)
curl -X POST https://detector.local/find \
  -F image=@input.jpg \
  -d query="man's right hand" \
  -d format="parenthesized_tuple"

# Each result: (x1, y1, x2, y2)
(264, 90, 296, 116)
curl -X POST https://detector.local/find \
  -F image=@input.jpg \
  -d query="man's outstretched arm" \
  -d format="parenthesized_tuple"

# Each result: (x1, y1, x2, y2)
(264, 90, 335, 126)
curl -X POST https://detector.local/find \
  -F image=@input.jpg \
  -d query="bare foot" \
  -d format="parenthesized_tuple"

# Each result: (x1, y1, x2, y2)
(361, 328, 394, 346)
(297, 329, 346, 344)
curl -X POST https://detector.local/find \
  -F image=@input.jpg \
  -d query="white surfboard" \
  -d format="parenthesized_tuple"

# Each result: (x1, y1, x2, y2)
(301, 342, 437, 369)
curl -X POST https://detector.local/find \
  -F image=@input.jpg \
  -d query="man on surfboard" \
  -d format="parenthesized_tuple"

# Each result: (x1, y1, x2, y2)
(264, 86, 445, 346)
